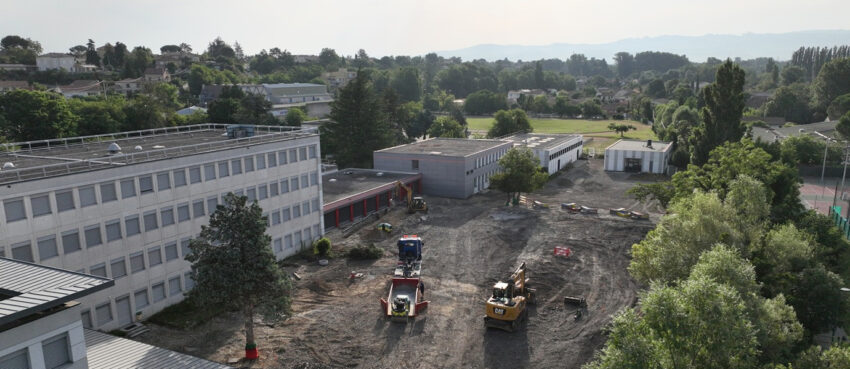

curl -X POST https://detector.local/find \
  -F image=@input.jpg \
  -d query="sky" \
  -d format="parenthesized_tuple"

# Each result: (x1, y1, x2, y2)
(3, 0, 850, 57)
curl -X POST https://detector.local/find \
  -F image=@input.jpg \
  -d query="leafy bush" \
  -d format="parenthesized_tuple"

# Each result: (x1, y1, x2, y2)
(313, 237, 331, 258)
(347, 244, 384, 260)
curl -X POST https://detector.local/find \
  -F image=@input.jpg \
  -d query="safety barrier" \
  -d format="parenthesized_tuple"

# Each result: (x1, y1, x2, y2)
(828, 206, 850, 239)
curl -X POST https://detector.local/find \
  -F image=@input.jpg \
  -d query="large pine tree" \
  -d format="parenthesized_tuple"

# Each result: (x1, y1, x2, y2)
(690, 60, 745, 166)
(322, 69, 391, 168)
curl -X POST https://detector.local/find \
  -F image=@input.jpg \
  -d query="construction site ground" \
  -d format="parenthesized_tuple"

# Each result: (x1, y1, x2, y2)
(138, 159, 661, 368)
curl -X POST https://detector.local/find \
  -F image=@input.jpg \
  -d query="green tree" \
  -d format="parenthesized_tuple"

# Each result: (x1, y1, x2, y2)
(788, 345, 850, 369)
(464, 89, 506, 115)
(145, 82, 180, 111)
(0, 90, 78, 141)
(614, 52, 634, 78)
(186, 193, 291, 353)
(85, 39, 100, 67)
(792, 264, 849, 333)
(553, 96, 581, 118)
(646, 78, 666, 98)
(122, 46, 154, 78)
(764, 84, 814, 124)
(322, 69, 391, 168)
(837, 111, 850, 139)
(69, 97, 125, 136)
(69, 45, 87, 59)
(407, 109, 435, 139)
(690, 60, 746, 165)
(627, 182, 675, 208)
(233, 94, 276, 125)
(489, 147, 548, 204)
(390, 67, 421, 103)
(580, 100, 603, 117)
(284, 108, 307, 126)
(813, 57, 850, 109)
(207, 98, 240, 123)
(487, 109, 532, 138)
(607, 123, 636, 137)
(123, 95, 166, 131)
(534, 61, 544, 89)
(827, 93, 850, 120)
(427, 116, 465, 138)
(781, 65, 805, 86)
(318, 48, 340, 69)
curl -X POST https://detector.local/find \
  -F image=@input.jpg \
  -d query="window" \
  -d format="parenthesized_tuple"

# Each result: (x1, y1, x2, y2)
(309, 145, 317, 158)
(282, 207, 291, 222)
(246, 187, 256, 202)
(293, 204, 301, 218)
(161, 207, 175, 226)
(301, 174, 308, 189)
(90, 263, 106, 277)
(278, 150, 288, 164)
(0, 349, 29, 369)
(85, 225, 102, 247)
(231, 159, 242, 174)
(111, 257, 127, 278)
(244, 156, 255, 172)
(280, 179, 290, 193)
(11, 242, 33, 262)
(62, 230, 81, 254)
(299, 147, 307, 161)
(134, 289, 149, 309)
(120, 179, 136, 198)
(152, 282, 166, 302)
(291, 176, 300, 191)
(31, 194, 52, 217)
(177, 203, 190, 222)
(95, 303, 112, 326)
(304, 227, 313, 242)
(290, 148, 298, 162)
(310, 171, 318, 186)
(294, 231, 302, 249)
(148, 246, 162, 267)
(144, 211, 158, 231)
(169, 276, 182, 296)
(207, 197, 218, 215)
(184, 272, 195, 290)
(274, 238, 282, 252)
(42, 333, 71, 369)
(268, 152, 277, 167)
(100, 182, 117, 202)
(56, 190, 75, 212)
(125, 215, 140, 237)
(269, 181, 279, 196)
(4, 199, 26, 222)
(130, 252, 145, 273)
(81, 310, 93, 329)
(139, 175, 154, 194)
(302, 200, 311, 215)
(106, 220, 122, 241)
(157, 172, 171, 191)
(259, 184, 268, 200)
(164, 242, 179, 261)
(79, 186, 97, 207)
(218, 161, 229, 177)
(181, 238, 191, 258)
(272, 211, 281, 225)
(257, 154, 266, 169)
(285, 234, 293, 249)
(312, 198, 320, 213)
(192, 200, 205, 218)
(204, 164, 216, 181)
(189, 166, 202, 184)
(412, 160, 419, 170)
(173, 169, 187, 187)
(313, 224, 321, 239)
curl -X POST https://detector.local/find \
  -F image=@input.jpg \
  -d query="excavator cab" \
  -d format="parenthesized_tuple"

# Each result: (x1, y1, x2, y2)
(392, 295, 410, 316)
(484, 262, 535, 332)
(491, 281, 516, 306)
(409, 196, 428, 213)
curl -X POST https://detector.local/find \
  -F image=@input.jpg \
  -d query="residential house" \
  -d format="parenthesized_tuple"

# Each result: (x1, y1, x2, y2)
(143, 68, 170, 83)
(36, 53, 76, 71)
(293, 55, 319, 63)
(200, 83, 334, 118)
(176, 106, 207, 116)
(109, 78, 143, 96)
(56, 80, 104, 98)
(507, 89, 546, 105)
(321, 68, 357, 92)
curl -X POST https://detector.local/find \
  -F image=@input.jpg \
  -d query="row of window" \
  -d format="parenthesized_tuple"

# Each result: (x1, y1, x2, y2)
(268, 197, 321, 226)
(0, 332, 71, 369)
(549, 140, 583, 161)
(2, 146, 318, 223)
(474, 148, 508, 169)
(84, 272, 193, 329)
(85, 238, 193, 280)
(273, 224, 322, 254)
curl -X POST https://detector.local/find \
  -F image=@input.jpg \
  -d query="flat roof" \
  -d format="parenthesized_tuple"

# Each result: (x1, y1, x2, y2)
(85, 330, 232, 369)
(376, 138, 508, 157)
(0, 257, 113, 327)
(322, 168, 419, 205)
(0, 124, 317, 185)
(502, 133, 581, 151)
(606, 139, 672, 152)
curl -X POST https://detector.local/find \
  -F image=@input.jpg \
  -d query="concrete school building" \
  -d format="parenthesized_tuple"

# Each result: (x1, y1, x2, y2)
(0, 124, 323, 331)
(373, 138, 512, 199)
(603, 139, 672, 174)
(501, 133, 583, 173)
(321, 168, 421, 230)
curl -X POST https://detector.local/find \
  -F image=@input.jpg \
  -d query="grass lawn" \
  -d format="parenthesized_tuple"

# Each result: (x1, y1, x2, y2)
(466, 117, 657, 147)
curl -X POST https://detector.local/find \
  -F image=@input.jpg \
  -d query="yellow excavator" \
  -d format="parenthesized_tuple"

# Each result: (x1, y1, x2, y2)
(396, 181, 428, 214)
(484, 262, 536, 332)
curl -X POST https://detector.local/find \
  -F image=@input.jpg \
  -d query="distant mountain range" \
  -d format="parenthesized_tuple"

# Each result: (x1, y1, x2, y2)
(436, 30, 850, 62)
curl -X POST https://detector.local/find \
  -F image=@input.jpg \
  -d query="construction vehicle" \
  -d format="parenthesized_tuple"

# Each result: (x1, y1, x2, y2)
(396, 181, 428, 214)
(394, 235, 423, 277)
(377, 222, 393, 233)
(484, 262, 536, 332)
(381, 277, 429, 322)
(563, 203, 598, 214)
(609, 208, 648, 219)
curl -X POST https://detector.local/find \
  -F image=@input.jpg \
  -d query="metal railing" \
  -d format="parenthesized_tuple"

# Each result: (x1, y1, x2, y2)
(0, 124, 318, 184)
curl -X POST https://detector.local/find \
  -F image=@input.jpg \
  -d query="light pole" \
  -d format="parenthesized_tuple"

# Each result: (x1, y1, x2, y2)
(816, 132, 831, 212)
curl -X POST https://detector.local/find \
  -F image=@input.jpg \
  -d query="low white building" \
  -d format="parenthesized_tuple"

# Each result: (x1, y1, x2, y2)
(36, 53, 76, 72)
(501, 133, 583, 173)
(604, 139, 672, 174)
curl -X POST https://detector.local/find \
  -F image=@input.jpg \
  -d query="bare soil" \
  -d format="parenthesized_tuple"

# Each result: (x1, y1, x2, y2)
(137, 159, 659, 368)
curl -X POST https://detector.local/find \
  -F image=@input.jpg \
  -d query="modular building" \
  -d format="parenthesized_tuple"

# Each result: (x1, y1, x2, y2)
(0, 124, 323, 331)
(501, 133, 583, 173)
(373, 138, 512, 199)
(604, 139, 672, 174)
(321, 169, 421, 230)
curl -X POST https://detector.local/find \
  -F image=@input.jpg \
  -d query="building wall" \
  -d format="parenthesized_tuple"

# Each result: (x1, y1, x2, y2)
(604, 148, 670, 174)
(0, 305, 89, 369)
(464, 144, 512, 196)
(0, 136, 323, 331)
(36, 57, 75, 72)
(536, 136, 583, 173)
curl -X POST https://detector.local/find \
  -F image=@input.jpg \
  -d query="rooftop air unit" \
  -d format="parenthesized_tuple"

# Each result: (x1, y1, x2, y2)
(107, 143, 122, 155)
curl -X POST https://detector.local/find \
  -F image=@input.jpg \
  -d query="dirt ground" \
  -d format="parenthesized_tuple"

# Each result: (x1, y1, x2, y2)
(137, 159, 660, 369)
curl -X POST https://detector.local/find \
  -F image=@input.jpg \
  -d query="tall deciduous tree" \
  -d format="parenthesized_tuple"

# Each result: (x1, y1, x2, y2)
(490, 147, 548, 204)
(85, 39, 100, 66)
(0, 90, 78, 142)
(690, 60, 746, 165)
(813, 57, 850, 109)
(390, 67, 421, 103)
(187, 193, 291, 354)
(427, 116, 465, 138)
(487, 109, 532, 138)
(322, 69, 391, 168)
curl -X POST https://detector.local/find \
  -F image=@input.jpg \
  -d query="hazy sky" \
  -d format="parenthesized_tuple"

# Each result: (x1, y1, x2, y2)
(4, 0, 850, 57)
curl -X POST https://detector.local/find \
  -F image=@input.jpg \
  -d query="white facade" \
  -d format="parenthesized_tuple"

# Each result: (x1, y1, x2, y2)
(0, 127, 324, 331)
(0, 305, 89, 369)
(604, 139, 672, 174)
(36, 54, 76, 72)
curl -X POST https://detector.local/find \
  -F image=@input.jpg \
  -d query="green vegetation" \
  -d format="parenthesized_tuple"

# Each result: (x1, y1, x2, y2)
(146, 296, 229, 329)
(313, 237, 331, 258)
(347, 244, 384, 260)
(490, 147, 548, 204)
(427, 116, 465, 138)
(468, 117, 654, 140)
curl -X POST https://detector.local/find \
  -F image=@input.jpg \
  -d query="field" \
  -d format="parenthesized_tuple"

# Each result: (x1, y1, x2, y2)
(467, 117, 657, 151)
(138, 160, 660, 369)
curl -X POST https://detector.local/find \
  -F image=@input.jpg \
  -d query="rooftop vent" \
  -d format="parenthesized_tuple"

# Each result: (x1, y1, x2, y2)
(107, 143, 121, 155)
(329, 178, 337, 182)
(134, 145, 143, 151)
(344, 171, 354, 175)
(646, 139, 653, 148)
(153, 145, 165, 149)
(2, 162, 14, 169)
(376, 172, 384, 176)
